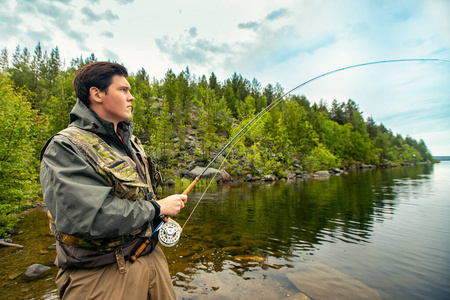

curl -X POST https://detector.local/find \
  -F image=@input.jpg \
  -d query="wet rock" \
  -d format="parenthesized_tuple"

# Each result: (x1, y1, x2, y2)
(24, 264, 50, 278)
(315, 171, 330, 176)
(263, 174, 277, 181)
(8, 271, 23, 280)
(285, 170, 295, 179)
(234, 255, 266, 262)
(186, 166, 231, 182)
(286, 262, 381, 299)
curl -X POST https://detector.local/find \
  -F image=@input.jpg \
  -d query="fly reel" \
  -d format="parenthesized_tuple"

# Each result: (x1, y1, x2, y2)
(158, 221, 181, 247)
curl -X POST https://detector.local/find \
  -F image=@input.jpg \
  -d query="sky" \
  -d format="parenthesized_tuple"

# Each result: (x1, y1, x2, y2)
(1, 0, 449, 155)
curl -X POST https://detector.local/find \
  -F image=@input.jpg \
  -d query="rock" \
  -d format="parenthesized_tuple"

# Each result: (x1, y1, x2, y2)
(286, 262, 381, 299)
(25, 264, 50, 277)
(244, 174, 252, 181)
(164, 179, 176, 186)
(9, 271, 23, 280)
(263, 174, 277, 181)
(234, 255, 266, 262)
(315, 171, 330, 176)
(186, 166, 231, 182)
(285, 170, 295, 179)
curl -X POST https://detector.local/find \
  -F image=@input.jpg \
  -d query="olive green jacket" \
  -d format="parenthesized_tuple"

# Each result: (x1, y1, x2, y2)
(40, 100, 160, 243)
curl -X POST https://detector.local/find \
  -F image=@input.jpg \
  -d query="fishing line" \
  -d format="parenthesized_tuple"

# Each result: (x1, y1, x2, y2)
(181, 94, 278, 229)
(181, 58, 450, 228)
(132, 58, 450, 259)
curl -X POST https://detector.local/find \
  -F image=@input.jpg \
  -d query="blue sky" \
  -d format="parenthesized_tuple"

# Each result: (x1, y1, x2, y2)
(1, 0, 449, 155)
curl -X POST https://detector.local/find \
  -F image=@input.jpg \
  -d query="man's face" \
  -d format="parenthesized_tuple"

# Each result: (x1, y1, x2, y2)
(99, 75, 134, 124)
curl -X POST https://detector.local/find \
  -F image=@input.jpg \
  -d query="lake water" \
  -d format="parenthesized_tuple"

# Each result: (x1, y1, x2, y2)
(1, 162, 449, 299)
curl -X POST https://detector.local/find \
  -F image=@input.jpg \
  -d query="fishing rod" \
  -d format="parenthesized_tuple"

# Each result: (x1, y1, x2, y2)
(130, 58, 450, 261)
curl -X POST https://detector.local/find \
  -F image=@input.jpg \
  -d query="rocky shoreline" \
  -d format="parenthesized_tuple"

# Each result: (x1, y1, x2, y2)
(163, 159, 420, 186)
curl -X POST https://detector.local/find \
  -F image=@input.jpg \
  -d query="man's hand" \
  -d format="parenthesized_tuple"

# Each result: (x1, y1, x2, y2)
(157, 194, 187, 216)
(166, 217, 182, 233)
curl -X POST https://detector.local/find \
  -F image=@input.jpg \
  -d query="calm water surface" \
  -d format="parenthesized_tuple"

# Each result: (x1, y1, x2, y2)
(1, 162, 449, 299)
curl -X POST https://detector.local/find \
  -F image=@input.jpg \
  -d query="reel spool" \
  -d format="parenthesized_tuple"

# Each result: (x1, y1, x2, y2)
(158, 222, 181, 247)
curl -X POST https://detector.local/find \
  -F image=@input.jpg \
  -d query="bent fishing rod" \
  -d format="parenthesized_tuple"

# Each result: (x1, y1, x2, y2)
(130, 58, 450, 262)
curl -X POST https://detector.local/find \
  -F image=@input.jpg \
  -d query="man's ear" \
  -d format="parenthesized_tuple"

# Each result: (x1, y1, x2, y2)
(89, 87, 103, 104)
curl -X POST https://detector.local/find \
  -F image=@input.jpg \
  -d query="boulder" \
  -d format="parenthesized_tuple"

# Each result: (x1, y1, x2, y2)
(315, 171, 330, 176)
(185, 166, 231, 182)
(285, 170, 295, 179)
(25, 264, 50, 278)
(263, 174, 277, 181)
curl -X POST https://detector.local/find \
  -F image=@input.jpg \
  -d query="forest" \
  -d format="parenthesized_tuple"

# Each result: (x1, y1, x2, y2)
(0, 43, 436, 237)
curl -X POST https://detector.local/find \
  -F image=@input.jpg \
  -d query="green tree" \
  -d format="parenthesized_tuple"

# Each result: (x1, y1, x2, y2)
(0, 48, 8, 71)
(0, 74, 44, 236)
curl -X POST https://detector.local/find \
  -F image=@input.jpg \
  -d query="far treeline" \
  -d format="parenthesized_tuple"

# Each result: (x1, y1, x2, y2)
(0, 43, 437, 236)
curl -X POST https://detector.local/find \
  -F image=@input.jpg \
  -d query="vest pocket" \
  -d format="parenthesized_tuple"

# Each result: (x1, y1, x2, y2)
(104, 160, 146, 200)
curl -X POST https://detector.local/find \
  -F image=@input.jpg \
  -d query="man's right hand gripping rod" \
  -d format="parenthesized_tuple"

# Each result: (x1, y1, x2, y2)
(130, 176, 200, 262)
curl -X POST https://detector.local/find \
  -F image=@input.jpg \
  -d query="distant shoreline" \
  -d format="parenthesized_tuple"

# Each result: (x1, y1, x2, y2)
(434, 156, 450, 161)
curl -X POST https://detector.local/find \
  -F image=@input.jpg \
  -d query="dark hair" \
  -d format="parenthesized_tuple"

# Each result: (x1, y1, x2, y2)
(73, 62, 128, 107)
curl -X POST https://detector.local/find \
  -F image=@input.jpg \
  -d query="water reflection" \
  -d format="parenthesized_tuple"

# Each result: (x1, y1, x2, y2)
(2, 163, 448, 299)
(162, 163, 444, 298)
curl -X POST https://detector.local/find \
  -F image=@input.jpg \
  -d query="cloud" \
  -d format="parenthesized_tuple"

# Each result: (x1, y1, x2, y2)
(81, 6, 119, 25)
(155, 32, 232, 66)
(102, 48, 120, 62)
(100, 31, 114, 38)
(115, 0, 135, 4)
(238, 22, 260, 31)
(53, 0, 74, 3)
(189, 27, 198, 38)
(0, 14, 23, 40)
(28, 30, 53, 44)
(154, 7, 336, 77)
(266, 8, 288, 21)
(0, 0, 89, 50)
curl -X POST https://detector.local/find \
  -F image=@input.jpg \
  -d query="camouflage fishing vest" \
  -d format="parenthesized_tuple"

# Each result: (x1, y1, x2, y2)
(46, 126, 162, 252)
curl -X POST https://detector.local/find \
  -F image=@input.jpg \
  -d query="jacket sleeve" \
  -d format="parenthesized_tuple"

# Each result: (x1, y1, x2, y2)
(40, 134, 159, 240)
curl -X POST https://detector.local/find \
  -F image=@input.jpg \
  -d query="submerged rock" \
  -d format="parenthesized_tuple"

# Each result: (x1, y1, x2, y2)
(286, 262, 381, 299)
(234, 255, 266, 262)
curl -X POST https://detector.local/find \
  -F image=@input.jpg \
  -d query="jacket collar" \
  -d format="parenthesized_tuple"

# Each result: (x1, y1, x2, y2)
(68, 99, 134, 142)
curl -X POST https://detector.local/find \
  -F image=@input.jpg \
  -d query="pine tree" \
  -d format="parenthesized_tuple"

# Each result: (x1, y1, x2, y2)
(0, 48, 8, 71)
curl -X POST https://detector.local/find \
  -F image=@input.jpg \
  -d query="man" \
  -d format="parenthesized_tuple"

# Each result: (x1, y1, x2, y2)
(40, 62, 187, 299)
